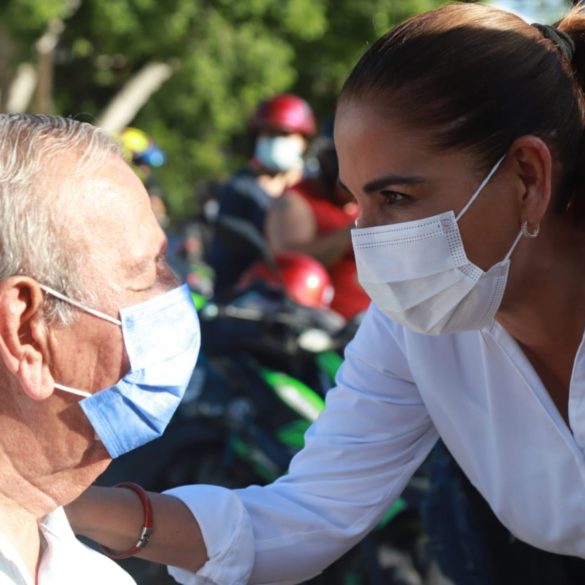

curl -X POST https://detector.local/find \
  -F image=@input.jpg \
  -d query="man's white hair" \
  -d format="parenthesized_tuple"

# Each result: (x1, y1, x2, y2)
(0, 114, 121, 323)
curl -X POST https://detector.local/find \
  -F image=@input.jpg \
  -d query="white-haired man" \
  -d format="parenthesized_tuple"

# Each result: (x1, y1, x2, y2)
(0, 114, 200, 584)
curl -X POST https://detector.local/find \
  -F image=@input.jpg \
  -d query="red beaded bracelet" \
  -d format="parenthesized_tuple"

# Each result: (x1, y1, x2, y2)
(100, 482, 154, 560)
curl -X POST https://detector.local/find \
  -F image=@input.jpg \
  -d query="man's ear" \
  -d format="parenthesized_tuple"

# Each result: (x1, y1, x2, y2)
(0, 277, 55, 401)
(506, 135, 552, 228)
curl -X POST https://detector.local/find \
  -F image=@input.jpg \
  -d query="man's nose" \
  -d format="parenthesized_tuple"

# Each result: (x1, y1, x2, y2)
(153, 262, 181, 294)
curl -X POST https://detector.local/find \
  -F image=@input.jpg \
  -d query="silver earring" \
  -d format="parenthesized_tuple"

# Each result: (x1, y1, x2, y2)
(521, 220, 540, 238)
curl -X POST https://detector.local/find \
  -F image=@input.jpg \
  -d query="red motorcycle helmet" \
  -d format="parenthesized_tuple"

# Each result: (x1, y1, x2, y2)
(251, 94, 317, 137)
(239, 252, 334, 309)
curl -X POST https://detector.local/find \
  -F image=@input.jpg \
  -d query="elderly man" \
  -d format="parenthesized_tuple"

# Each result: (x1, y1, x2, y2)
(0, 114, 200, 583)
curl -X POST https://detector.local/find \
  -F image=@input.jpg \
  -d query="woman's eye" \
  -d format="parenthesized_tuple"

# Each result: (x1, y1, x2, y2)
(379, 190, 408, 204)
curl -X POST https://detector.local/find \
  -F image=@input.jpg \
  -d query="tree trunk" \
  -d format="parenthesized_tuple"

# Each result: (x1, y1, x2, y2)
(96, 61, 175, 133)
(35, 19, 65, 114)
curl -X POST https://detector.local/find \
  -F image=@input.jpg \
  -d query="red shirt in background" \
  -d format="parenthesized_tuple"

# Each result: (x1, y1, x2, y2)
(290, 178, 370, 319)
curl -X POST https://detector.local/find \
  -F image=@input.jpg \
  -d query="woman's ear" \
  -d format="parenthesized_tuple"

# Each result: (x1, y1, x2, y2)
(506, 135, 552, 226)
(0, 277, 55, 400)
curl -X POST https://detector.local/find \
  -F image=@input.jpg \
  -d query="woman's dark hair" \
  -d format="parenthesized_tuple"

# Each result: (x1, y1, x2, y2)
(339, 2, 585, 222)
(316, 142, 339, 196)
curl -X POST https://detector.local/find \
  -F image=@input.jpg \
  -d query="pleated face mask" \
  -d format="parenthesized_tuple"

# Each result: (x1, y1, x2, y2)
(351, 156, 522, 335)
(43, 283, 200, 457)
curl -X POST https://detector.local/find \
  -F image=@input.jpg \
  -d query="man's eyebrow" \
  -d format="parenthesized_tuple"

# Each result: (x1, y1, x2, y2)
(124, 240, 167, 278)
(124, 256, 153, 278)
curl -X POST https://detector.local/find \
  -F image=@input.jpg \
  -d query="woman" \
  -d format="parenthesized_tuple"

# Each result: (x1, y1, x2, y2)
(67, 3, 585, 584)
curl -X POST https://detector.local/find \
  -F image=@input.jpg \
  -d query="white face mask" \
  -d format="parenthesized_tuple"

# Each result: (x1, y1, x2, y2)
(351, 156, 522, 335)
(254, 136, 304, 173)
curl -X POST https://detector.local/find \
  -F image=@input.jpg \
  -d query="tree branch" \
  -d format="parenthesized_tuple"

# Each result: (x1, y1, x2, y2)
(96, 61, 175, 133)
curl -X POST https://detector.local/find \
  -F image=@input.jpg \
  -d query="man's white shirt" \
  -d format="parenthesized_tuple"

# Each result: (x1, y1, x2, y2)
(0, 507, 135, 585)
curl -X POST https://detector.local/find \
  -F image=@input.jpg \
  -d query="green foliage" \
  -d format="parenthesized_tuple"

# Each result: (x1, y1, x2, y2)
(3, 0, 70, 34)
(2, 0, 458, 219)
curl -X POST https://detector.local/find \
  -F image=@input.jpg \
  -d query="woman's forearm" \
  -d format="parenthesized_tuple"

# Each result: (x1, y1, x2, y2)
(66, 485, 208, 572)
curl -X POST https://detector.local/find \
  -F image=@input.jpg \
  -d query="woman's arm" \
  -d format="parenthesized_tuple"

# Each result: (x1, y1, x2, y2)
(162, 306, 438, 584)
(66, 486, 208, 571)
(67, 307, 437, 584)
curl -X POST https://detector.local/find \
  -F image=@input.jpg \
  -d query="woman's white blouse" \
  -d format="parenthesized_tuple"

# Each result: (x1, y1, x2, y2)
(166, 303, 585, 585)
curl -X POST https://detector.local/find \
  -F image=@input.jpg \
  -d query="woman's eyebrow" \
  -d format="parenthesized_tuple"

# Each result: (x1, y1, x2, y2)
(337, 174, 426, 196)
(362, 174, 426, 194)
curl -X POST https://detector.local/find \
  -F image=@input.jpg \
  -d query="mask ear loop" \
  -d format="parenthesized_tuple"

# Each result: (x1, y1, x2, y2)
(456, 155, 507, 221)
(53, 383, 91, 398)
(38, 284, 122, 326)
(503, 231, 523, 262)
(38, 284, 122, 398)
(454, 154, 523, 263)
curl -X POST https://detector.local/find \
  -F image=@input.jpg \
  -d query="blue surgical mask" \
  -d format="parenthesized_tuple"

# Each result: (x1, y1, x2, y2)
(41, 283, 200, 458)
(254, 136, 304, 173)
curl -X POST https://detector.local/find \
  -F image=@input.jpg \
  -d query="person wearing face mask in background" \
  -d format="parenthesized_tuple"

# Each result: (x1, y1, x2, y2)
(0, 114, 201, 584)
(207, 93, 316, 295)
(265, 132, 371, 320)
(65, 4, 585, 585)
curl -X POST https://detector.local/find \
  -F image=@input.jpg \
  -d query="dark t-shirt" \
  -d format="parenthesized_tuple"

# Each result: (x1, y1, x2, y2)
(208, 168, 272, 294)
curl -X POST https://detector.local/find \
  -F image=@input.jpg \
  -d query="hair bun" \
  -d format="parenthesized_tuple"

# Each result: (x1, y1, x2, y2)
(531, 23, 575, 61)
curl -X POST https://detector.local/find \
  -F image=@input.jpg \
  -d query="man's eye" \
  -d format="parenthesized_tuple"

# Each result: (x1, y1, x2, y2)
(156, 254, 171, 270)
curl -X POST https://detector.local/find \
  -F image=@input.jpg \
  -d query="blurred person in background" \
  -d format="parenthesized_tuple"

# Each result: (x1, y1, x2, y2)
(118, 126, 205, 288)
(265, 131, 370, 320)
(208, 93, 316, 295)
(118, 127, 168, 227)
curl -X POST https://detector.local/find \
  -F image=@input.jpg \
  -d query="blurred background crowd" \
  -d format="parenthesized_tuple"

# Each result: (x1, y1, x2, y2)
(0, 1, 571, 301)
(0, 0, 565, 209)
